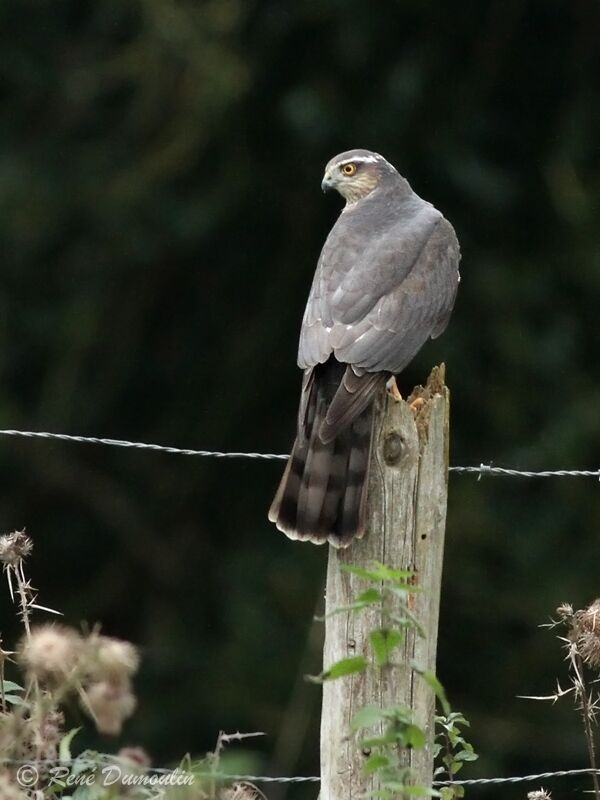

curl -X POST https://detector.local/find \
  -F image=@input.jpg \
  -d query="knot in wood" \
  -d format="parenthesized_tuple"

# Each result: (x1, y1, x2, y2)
(383, 431, 404, 465)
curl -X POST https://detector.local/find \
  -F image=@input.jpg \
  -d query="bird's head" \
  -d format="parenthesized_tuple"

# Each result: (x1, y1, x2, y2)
(321, 149, 397, 204)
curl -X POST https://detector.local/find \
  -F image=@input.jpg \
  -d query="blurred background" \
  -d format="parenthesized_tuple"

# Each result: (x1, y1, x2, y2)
(1, 0, 599, 796)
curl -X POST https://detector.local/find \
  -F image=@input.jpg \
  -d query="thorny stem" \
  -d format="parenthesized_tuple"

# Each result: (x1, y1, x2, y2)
(574, 652, 600, 800)
(207, 730, 265, 800)
(11, 559, 44, 761)
(209, 731, 226, 800)
(0, 644, 5, 713)
(14, 561, 32, 638)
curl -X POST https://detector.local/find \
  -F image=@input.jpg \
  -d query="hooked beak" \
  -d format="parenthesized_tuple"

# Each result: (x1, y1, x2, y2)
(321, 173, 335, 193)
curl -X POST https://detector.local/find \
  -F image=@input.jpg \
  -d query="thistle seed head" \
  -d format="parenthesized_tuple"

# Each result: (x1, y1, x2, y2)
(527, 790, 551, 800)
(83, 679, 137, 736)
(18, 625, 82, 683)
(577, 599, 600, 633)
(0, 531, 32, 567)
(86, 634, 139, 681)
(555, 603, 574, 622)
(0, 772, 29, 800)
(220, 783, 267, 800)
(575, 599, 600, 668)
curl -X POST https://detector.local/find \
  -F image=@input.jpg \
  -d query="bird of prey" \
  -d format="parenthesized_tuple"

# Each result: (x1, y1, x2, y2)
(269, 149, 460, 548)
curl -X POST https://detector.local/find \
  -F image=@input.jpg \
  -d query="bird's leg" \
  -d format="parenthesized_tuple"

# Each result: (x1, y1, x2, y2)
(386, 375, 403, 402)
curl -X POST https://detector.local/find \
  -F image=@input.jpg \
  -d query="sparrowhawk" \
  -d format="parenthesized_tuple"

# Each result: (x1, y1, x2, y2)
(269, 149, 460, 547)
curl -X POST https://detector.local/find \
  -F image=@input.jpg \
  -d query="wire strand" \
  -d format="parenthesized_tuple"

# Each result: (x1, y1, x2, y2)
(0, 428, 598, 479)
(0, 429, 287, 461)
(3, 756, 600, 787)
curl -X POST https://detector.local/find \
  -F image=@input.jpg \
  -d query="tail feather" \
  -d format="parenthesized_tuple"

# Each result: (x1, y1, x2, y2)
(335, 412, 372, 539)
(268, 359, 379, 547)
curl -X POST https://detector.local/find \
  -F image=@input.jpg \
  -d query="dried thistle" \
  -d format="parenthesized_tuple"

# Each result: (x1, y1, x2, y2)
(83, 679, 137, 736)
(527, 790, 551, 800)
(220, 782, 267, 800)
(0, 530, 143, 755)
(18, 624, 83, 683)
(0, 531, 32, 567)
(575, 600, 600, 669)
(32, 709, 65, 759)
(550, 600, 600, 800)
(0, 771, 29, 800)
(118, 746, 151, 768)
(555, 603, 574, 622)
(86, 634, 139, 681)
(0, 712, 31, 759)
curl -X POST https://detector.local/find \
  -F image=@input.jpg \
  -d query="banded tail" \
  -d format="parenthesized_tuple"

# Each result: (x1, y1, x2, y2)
(268, 358, 383, 547)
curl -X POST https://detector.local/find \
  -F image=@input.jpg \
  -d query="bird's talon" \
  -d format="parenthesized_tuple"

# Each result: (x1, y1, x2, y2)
(386, 376, 403, 402)
(409, 397, 425, 414)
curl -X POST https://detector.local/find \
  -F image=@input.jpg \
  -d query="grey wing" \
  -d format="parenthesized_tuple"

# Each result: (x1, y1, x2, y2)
(296, 208, 459, 442)
(297, 260, 333, 370)
(330, 217, 460, 374)
(298, 202, 457, 371)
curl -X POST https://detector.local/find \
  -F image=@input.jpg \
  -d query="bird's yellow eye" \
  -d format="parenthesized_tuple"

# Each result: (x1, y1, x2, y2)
(341, 162, 357, 176)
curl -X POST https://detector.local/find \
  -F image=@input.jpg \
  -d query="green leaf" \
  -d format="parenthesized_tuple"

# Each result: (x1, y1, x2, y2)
(307, 656, 368, 683)
(341, 563, 415, 584)
(389, 610, 426, 637)
(341, 564, 384, 581)
(2, 694, 25, 706)
(440, 787, 457, 800)
(316, 588, 383, 619)
(387, 704, 414, 724)
(357, 588, 383, 604)
(351, 705, 388, 730)
(369, 629, 389, 666)
(388, 584, 422, 596)
(384, 628, 403, 653)
(363, 754, 390, 775)
(404, 724, 426, 749)
(455, 746, 478, 762)
(0, 680, 24, 693)
(369, 628, 404, 666)
(361, 733, 402, 748)
(413, 666, 451, 715)
(325, 655, 368, 679)
(59, 727, 81, 762)
(447, 730, 460, 747)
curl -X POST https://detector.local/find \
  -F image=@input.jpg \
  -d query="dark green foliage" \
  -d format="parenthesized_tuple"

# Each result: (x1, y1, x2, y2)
(0, 0, 599, 790)
(320, 562, 469, 797)
(435, 713, 479, 800)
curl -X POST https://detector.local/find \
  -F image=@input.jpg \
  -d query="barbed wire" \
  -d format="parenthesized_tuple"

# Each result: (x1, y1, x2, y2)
(433, 768, 600, 786)
(0, 429, 287, 461)
(3, 755, 600, 787)
(0, 429, 598, 480)
(449, 464, 600, 479)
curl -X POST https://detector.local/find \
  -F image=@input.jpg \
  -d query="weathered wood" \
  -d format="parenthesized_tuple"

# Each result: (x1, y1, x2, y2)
(320, 365, 450, 800)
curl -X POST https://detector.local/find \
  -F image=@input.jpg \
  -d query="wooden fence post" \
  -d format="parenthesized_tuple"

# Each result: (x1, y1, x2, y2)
(320, 365, 450, 800)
